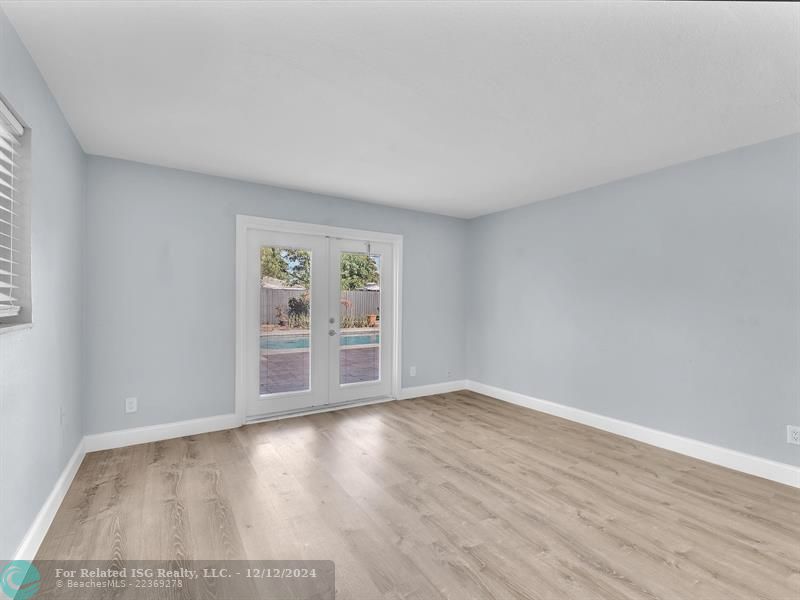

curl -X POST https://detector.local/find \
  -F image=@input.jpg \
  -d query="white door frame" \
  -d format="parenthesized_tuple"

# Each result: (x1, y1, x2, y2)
(235, 215, 403, 425)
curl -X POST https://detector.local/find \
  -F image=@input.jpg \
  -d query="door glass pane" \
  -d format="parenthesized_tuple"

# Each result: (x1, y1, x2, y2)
(339, 251, 381, 385)
(260, 247, 311, 395)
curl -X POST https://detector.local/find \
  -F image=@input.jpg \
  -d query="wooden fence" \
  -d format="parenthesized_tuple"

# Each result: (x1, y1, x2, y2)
(261, 288, 380, 324)
(340, 290, 381, 321)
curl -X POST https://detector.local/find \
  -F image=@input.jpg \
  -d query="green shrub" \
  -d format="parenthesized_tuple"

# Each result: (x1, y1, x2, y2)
(288, 294, 310, 317)
(289, 314, 310, 329)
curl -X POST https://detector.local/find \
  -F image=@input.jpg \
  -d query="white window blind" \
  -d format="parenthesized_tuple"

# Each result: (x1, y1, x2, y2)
(0, 99, 23, 319)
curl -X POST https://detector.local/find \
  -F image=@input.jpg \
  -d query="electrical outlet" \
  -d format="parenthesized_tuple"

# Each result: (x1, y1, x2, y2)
(787, 425, 800, 446)
(409, 366, 416, 377)
(125, 397, 138, 414)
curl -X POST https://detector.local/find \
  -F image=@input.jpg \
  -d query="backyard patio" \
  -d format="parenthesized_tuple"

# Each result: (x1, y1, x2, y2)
(259, 249, 382, 395)
(260, 344, 379, 394)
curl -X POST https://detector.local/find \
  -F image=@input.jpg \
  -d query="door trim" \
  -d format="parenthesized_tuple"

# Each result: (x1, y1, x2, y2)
(235, 215, 403, 425)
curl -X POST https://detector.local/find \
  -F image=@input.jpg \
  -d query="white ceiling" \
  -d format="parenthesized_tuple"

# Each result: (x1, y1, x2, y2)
(3, 1, 799, 218)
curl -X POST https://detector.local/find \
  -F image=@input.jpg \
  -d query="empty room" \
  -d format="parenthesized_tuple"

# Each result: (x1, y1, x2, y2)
(0, 1, 798, 599)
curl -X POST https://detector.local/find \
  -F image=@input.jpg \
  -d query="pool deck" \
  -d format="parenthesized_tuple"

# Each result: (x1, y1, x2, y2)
(261, 326, 379, 336)
(260, 346, 379, 394)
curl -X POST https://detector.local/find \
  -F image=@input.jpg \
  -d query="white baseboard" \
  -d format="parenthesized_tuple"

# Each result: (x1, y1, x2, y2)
(465, 380, 800, 488)
(79, 382, 467, 454)
(84, 413, 241, 453)
(17, 380, 798, 562)
(14, 439, 86, 560)
(399, 380, 468, 400)
(15, 414, 238, 560)
(14, 387, 460, 559)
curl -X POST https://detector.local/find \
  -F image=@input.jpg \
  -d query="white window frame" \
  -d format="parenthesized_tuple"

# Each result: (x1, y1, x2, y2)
(0, 96, 30, 332)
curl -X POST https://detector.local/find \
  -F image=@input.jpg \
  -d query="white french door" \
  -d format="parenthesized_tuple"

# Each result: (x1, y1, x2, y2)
(328, 238, 394, 405)
(241, 220, 397, 420)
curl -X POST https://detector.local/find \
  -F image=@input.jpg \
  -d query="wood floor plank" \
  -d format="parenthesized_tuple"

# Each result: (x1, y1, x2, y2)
(36, 391, 800, 599)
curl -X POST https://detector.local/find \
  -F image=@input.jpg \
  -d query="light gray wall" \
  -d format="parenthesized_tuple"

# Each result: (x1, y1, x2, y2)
(84, 156, 467, 434)
(467, 134, 800, 465)
(86, 137, 800, 465)
(0, 9, 87, 558)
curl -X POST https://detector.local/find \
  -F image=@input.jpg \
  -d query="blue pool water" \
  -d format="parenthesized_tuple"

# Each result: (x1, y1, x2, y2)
(340, 334, 380, 346)
(262, 333, 379, 350)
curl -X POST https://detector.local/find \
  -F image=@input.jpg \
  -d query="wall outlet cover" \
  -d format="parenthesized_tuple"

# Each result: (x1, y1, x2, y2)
(409, 366, 416, 377)
(787, 425, 800, 446)
(125, 397, 138, 414)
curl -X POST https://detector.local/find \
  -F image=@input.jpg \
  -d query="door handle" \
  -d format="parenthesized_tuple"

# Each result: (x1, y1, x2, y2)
(329, 329, 338, 336)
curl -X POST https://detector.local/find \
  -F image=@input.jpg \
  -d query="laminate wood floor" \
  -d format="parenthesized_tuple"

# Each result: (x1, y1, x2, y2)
(38, 391, 799, 599)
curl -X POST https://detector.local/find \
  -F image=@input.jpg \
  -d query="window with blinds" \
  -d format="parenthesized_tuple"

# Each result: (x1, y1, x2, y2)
(0, 98, 25, 321)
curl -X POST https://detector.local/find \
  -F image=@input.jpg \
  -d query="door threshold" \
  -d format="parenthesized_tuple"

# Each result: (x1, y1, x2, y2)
(245, 395, 396, 424)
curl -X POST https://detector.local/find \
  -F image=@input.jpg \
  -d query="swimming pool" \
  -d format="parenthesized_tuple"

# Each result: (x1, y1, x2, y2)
(261, 332, 379, 351)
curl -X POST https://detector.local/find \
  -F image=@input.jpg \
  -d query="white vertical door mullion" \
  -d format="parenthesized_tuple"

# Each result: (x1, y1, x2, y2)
(328, 238, 341, 398)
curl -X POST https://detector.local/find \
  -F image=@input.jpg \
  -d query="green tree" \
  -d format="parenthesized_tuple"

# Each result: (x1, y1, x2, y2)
(284, 249, 310, 288)
(340, 254, 379, 290)
(261, 247, 288, 282)
(262, 249, 376, 290)
(260, 248, 311, 289)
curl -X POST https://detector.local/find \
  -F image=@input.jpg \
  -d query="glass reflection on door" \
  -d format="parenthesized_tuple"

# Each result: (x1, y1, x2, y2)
(338, 252, 381, 385)
(259, 246, 311, 395)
